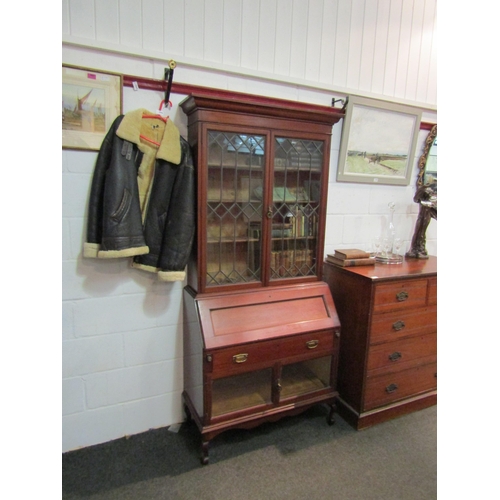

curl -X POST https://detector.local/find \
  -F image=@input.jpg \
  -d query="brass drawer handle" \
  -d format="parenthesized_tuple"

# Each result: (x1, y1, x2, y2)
(392, 320, 405, 331)
(386, 383, 398, 394)
(306, 340, 319, 349)
(388, 351, 402, 362)
(232, 353, 248, 363)
(396, 291, 409, 302)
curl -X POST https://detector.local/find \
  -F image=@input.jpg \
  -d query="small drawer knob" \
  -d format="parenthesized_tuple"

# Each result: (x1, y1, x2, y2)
(388, 351, 402, 362)
(386, 383, 398, 394)
(392, 320, 405, 331)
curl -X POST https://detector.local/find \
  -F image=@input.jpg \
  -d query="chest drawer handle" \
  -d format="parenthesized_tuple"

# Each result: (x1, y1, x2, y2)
(392, 320, 405, 331)
(386, 383, 398, 394)
(396, 291, 409, 302)
(388, 351, 402, 362)
(232, 353, 248, 363)
(306, 340, 319, 349)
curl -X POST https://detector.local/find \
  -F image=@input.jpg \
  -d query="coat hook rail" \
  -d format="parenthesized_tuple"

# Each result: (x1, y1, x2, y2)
(121, 76, 346, 120)
(121, 74, 433, 130)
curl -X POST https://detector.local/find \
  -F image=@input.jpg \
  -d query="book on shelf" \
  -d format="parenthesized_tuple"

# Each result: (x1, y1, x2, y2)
(331, 248, 371, 260)
(326, 256, 375, 267)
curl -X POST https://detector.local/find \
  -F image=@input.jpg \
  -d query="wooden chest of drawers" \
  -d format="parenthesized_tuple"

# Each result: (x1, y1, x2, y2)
(183, 282, 341, 463)
(323, 257, 437, 429)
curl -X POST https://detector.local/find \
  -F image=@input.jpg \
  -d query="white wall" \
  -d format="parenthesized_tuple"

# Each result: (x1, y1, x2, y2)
(62, 0, 437, 109)
(62, 0, 437, 452)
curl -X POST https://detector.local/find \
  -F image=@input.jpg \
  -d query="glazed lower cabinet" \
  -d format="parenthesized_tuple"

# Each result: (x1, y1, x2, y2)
(323, 256, 437, 430)
(183, 282, 341, 464)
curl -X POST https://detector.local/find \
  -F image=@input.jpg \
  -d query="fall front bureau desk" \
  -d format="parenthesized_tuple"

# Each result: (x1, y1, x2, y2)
(182, 282, 341, 464)
(323, 256, 437, 430)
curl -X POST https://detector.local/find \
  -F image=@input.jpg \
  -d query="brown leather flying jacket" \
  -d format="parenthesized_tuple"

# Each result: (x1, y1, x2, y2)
(83, 109, 195, 282)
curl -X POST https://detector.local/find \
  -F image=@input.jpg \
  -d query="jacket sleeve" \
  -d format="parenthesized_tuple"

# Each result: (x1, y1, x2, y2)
(83, 116, 122, 258)
(157, 140, 196, 281)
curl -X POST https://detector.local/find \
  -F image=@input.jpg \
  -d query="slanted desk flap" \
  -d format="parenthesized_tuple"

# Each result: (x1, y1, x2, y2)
(196, 283, 340, 350)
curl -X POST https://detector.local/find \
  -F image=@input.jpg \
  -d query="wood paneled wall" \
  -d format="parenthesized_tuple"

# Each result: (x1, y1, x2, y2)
(62, 0, 437, 109)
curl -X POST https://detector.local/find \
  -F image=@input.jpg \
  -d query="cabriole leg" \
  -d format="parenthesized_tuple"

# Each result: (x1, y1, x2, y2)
(327, 402, 336, 426)
(201, 439, 209, 465)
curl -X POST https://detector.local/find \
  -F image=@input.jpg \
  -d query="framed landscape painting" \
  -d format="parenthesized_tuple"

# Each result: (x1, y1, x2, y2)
(337, 96, 422, 186)
(62, 65, 122, 151)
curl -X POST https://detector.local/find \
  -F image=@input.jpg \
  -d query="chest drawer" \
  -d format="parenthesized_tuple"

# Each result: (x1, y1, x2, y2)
(209, 330, 335, 377)
(428, 277, 437, 305)
(370, 306, 437, 344)
(373, 279, 428, 313)
(363, 362, 437, 411)
(367, 332, 437, 373)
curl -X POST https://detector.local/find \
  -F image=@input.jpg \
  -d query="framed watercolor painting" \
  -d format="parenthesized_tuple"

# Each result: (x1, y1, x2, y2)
(337, 96, 422, 186)
(62, 65, 122, 151)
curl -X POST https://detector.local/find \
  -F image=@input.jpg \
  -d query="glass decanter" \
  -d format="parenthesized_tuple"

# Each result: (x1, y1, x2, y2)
(375, 202, 403, 264)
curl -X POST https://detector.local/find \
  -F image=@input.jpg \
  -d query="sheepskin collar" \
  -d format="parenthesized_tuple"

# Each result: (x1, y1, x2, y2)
(116, 108, 181, 165)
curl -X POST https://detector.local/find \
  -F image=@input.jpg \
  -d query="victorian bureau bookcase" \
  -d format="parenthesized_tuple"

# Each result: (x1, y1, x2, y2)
(323, 256, 437, 430)
(179, 93, 343, 463)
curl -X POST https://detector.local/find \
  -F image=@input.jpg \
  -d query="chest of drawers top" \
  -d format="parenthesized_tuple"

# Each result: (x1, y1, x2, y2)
(334, 255, 437, 282)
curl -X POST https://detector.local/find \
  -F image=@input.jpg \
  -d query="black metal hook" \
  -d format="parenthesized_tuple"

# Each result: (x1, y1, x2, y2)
(164, 60, 176, 106)
(331, 96, 349, 111)
(341, 96, 349, 112)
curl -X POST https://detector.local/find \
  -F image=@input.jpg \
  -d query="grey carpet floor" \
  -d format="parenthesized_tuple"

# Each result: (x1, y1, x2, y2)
(62, 405, 437, 500)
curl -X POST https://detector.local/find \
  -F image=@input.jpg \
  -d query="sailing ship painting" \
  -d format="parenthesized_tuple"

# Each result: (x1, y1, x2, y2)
(62, 66, 121, 150)
(62, 83, 106, 133)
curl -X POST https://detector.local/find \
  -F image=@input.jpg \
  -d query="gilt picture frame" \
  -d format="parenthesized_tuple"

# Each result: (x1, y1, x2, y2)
(62, 65, 123, 151)
(337, 96, 422, 186)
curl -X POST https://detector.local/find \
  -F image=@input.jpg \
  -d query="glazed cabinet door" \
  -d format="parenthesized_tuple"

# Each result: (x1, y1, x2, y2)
(204, 128, 267, 289)
(279, 356, 333, 400)
(202, 129, 329, 291)
(210, 368, 273, 418)
(270, 135, 325, 282)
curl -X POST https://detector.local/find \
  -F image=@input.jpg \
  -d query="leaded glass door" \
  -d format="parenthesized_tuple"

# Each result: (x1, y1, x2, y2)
(206, 131, 265, 288)
(270, 137, 324, 281)
(180, 93, 342, 294)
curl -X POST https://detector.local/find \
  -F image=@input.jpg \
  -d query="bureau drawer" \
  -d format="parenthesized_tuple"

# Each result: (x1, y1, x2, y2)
(210, 330, 335, 377)
(373, 279, 428, 313)
(367, 332, 437, 372)
(363, 362, 437, 411)
(370, 306, 437, 344)
(277, 330, 335, 360)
